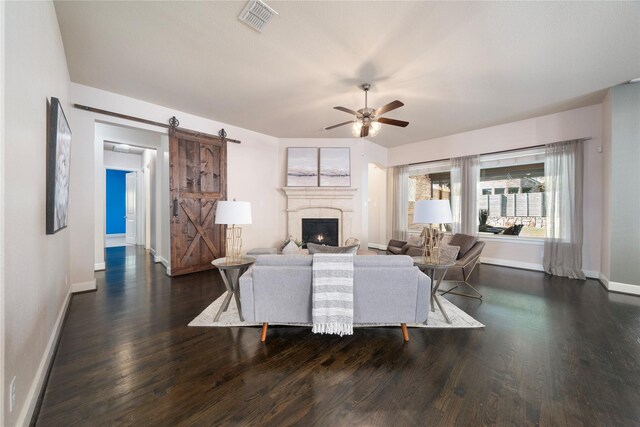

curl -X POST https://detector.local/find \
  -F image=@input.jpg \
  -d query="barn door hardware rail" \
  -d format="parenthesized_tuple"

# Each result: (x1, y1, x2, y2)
(73, 104, 241, 144)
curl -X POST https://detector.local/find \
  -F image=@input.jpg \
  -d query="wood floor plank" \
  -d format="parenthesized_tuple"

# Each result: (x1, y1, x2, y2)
(34, 246, 640, 426)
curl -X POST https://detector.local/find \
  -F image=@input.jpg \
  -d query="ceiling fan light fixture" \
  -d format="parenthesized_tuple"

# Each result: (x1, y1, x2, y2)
(352, 121, 363, 137)
(368, 121, 381, 137)
(326, 83, 408, 137)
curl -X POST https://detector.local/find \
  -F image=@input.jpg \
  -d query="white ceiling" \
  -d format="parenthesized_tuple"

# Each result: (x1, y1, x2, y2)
(55, 1, 640, 148)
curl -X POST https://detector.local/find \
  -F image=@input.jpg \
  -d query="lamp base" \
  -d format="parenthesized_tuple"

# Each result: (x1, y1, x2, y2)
(225, 225, 243, 264)
(421, 224, 442, 264)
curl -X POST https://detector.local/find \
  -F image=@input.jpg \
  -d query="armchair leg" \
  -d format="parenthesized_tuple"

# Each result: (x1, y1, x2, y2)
(439, 281, 483, 299)
(439, 257, 483, 299)
(260, 323, 268, 342)
(401, 323, 409, 342)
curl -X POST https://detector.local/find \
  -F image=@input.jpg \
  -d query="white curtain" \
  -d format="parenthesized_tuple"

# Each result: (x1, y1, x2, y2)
(543, 139, 586, 279)
(391, 165, 409, 240)
(450, 155, 480, 235)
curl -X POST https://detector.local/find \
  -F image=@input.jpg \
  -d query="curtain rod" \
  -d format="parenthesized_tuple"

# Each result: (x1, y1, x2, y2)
(404, 137, 592, 167)
(73, 103, 241, 144)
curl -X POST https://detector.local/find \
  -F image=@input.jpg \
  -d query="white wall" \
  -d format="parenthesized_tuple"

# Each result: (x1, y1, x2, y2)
(69, 83, 281, 283)
(143, 149, 153, 250)
(388, 104, 604, 276)
(277, 138, 387, 248)
(367, 163, 388, 247)
(605, 83, 640, 293)
(4, 2, 72, 425)
(103, 150, 143, 171)
(600, 91, 612, 280)
(0, 2, 6, 424)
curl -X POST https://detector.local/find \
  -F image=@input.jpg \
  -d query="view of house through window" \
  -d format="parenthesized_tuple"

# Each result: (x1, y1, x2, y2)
(478, 162, 546, 237)
(408, 170, 451, 232)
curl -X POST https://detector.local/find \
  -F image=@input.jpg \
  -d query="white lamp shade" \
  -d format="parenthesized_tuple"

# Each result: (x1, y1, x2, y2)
(215, 201, 252, 225)
(413, 200, 452, 224)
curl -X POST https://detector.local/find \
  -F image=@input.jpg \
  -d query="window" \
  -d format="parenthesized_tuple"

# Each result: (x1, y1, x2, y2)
(406, 161, 451, 232)
(478, 148, 546, 237)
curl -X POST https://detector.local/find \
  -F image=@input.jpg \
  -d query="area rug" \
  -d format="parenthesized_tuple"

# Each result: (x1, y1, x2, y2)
(189, 293, 484, 329)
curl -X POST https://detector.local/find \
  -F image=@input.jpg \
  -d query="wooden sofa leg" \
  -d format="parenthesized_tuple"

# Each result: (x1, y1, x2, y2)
(401, 323, 409, 342)
(261, 323, 268, 342)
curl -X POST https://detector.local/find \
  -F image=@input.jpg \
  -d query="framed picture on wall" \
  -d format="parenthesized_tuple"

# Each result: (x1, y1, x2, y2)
(319, 147, 350, 187)
(286, 147, 318, 186)
(46, 97, 72, 234)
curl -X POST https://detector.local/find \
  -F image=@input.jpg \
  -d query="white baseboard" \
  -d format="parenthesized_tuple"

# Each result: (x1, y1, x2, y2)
(70, 279, 97, 293)
(583, 270, 599, 280)
(156, 256, 171, 276)
(150, 248, 156, 257)
(367, 243, 388, 251)
(94, 262, 105, 271)
(480, 258, 600, 280)
(16, 286, 71, 426)
(480, 257, 544, 272)
(599, 273, 640, 296)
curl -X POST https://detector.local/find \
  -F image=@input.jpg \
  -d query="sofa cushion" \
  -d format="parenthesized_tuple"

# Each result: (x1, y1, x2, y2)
(255, 254, 312, 266)
(282, 240, 301, 255)
(307, 243, 359, 255)
(448, 234, 477, 259)
(407, 235, 422, 246)
(354, 254, 413, 267)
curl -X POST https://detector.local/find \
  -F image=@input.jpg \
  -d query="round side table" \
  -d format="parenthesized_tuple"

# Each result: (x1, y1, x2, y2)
(211, 257, 255, 322)
(412, 257, 455, 324)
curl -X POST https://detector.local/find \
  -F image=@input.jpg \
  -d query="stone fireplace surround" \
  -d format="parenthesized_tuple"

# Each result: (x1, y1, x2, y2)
(282, 187, 358, 246)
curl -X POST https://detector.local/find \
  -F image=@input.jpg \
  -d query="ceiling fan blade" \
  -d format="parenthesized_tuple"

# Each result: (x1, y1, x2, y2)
(377, 117, 410, 128)
(360, 125, 369, 137)
(324, 120, 354, 130)
(334, 106, 358, 115)
(375, 100, 404, 116)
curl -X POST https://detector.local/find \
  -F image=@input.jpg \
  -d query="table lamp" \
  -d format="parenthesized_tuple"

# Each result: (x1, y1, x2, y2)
(413, 200, 453, 263)
(215, 200, 252, 264)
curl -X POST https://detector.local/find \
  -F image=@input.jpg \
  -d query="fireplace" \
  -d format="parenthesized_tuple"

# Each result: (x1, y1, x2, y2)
(302, 218, 339, 247)
(283, 187, 357, 247)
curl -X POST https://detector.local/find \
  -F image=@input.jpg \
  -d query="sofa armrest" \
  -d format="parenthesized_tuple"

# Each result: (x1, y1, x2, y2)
(415, 268, 430, 322)
(238, 266, 255, 322)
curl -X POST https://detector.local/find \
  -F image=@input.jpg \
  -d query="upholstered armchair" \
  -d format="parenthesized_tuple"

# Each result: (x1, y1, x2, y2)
(386, 239, 408, 255)
(440, 234, 485, 299)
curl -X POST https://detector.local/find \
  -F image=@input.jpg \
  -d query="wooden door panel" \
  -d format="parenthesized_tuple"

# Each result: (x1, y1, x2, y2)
(200, 144, 221, 193)
(170, 129, 226, 276)
(179, 138, 201, 193)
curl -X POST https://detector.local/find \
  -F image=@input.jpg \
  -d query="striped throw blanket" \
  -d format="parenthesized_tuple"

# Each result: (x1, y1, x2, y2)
(311, 253, 354, 336)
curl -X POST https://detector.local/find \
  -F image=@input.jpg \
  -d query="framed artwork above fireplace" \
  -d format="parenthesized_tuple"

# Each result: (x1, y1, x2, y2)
(319, 147, 350, 187)
(286, 147, 318, 187)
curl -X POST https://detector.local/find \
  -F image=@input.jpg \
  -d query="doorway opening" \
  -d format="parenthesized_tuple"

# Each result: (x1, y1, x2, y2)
(95, 120, 170, 275)
(103, 141, 153, 250)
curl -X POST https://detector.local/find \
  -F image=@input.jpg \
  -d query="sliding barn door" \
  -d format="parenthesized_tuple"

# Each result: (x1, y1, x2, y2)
(169, 129, 226, 276)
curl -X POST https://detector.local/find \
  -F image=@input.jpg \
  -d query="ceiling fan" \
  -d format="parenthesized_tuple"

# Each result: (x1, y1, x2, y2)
(324, 84, 409, 137)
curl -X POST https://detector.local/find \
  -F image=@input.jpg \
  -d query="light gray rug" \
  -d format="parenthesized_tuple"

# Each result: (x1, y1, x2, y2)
(189, 293, 484, 329)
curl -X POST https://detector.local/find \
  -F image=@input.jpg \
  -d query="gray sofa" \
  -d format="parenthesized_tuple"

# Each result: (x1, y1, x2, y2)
(239, 254, 431, 342)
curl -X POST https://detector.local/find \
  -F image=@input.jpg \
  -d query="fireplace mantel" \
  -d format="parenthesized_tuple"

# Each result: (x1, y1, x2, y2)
(282, 187, 358, 201)
(282, 187, 358, 244)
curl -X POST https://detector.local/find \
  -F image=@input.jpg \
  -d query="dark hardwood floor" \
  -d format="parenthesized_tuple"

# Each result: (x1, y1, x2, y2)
(35, 246, 640, 426)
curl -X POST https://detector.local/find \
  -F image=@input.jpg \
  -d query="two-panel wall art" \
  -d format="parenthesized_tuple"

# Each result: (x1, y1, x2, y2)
(286, 147, 350, 187)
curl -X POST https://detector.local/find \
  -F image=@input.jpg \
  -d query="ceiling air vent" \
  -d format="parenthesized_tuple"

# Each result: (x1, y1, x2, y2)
(238, 0, 278, 32)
